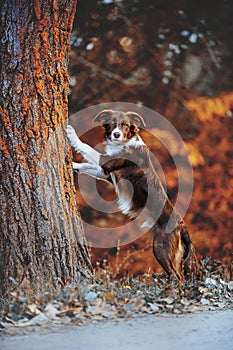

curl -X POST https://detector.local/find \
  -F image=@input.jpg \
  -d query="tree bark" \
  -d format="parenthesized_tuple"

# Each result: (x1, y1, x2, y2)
(0, 0, 93, 298)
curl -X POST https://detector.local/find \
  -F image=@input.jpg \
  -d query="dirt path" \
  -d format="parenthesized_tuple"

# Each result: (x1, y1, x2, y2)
(1, 310, 233, 350)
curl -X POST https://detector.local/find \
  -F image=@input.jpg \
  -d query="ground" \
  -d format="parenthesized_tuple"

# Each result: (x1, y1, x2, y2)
(1, 310, 233, 350)
(1, 261, 232, 349)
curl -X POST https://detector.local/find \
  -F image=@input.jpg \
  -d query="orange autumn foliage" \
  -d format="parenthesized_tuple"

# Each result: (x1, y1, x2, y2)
(74, 92, 233, 275)
(185, 91, 233, 121)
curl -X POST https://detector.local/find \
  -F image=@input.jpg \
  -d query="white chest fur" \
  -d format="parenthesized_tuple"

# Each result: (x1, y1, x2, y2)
(106, 138, 142, 216)
(111, 173, 133, 215)
(105, 135, 145, 156)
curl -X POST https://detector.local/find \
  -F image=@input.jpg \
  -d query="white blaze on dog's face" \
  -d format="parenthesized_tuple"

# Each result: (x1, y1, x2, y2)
(107, 115, 131, 143)
(110, 125, 124, 142)
(93, 110, 146, 145)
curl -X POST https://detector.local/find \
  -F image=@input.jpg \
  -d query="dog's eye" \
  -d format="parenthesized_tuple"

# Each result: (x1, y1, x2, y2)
(103, 124, 111, 130)
(121, 122, 129, 127)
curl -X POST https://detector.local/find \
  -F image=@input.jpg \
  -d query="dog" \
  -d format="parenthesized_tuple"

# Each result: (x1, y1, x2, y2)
(67, 109, 198, 281)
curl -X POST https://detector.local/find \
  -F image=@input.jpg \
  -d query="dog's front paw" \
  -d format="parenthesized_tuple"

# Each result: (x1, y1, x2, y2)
(72, 162, 81, 171)
(66, 125, 81, 148)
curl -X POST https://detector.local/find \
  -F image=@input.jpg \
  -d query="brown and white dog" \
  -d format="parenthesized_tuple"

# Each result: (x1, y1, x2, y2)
(67, 109, 198, 281)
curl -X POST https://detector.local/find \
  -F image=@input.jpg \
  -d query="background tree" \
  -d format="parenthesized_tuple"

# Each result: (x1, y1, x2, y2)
(0, 0, 92, 299)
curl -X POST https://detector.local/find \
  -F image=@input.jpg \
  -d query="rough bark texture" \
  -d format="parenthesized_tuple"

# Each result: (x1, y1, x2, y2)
(0, 0, 93, 298)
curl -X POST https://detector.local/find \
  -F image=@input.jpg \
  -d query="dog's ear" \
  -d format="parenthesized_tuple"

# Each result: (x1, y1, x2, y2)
(93, 110, 113, 124)
(126, 112, 146, 128)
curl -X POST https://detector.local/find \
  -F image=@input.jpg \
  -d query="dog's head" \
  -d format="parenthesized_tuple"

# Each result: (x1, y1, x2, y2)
(93, 109, 146, 144)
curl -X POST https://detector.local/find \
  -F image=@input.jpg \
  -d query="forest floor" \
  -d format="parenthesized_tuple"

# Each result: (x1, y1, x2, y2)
(1, 259, 232, 349)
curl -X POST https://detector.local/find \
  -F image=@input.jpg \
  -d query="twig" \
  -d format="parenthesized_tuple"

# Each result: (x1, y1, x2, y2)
(75, 56, 149, 86)
(204, 40, 221, 70)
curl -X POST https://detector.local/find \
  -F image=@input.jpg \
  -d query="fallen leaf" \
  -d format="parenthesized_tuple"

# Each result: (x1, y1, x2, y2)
(26, 304, 41, 316)
(148, 303, 160, 312)
(200, 298, 210, 306)
(57, 308, 82, 317)
(159, 297, 174, 305)
(104, 293, 115, 302)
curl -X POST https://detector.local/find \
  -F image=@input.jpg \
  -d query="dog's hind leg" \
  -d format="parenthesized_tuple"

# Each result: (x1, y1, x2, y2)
(152, 223, 199, 281)
(152, 225, 185, 281)
(180, 225, 199, 279)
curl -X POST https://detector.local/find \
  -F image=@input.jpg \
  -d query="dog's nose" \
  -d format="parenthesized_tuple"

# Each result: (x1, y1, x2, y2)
(113, 132, 121, 139)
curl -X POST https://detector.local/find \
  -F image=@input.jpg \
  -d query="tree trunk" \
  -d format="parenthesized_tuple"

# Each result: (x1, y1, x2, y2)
(0, 0, 93, 298)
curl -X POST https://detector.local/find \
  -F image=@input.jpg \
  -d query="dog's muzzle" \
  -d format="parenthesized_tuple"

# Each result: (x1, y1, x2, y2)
(111, 127, 123, 142)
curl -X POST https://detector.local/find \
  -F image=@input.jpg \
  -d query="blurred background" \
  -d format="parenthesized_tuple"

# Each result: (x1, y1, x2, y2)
(68, 0, 233, 275)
